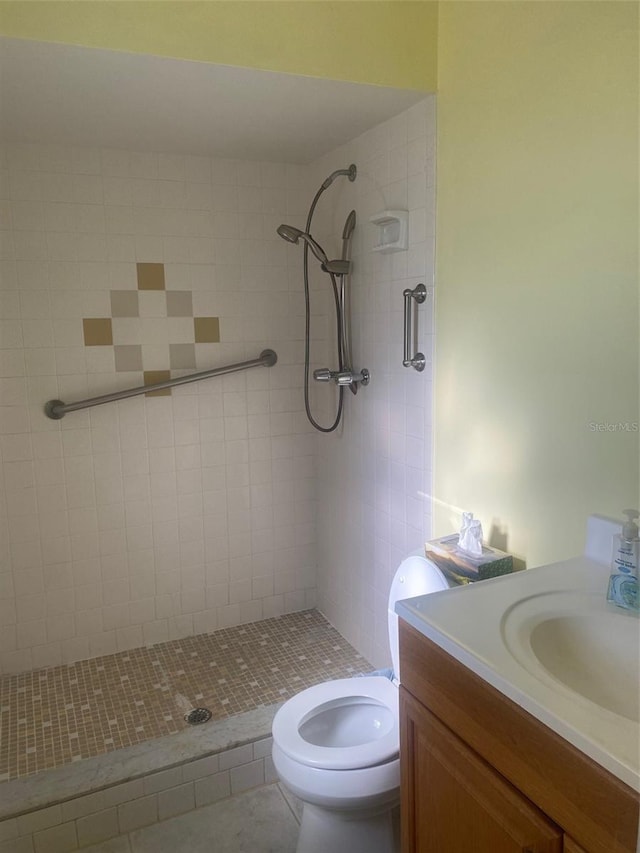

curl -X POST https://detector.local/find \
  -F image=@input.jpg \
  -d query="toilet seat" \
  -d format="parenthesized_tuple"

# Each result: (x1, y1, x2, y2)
(272, 676, 398, 771)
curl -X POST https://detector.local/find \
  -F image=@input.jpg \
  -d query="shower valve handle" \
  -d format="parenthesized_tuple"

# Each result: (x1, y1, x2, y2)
(313, 368, 334, 382)
(336, 370, 370, 386)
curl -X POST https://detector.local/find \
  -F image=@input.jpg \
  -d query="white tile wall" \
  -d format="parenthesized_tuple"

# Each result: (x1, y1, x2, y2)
(0, 99, 435, 675)
(312, 98, 437, 666)
(0, 143, 318, 674)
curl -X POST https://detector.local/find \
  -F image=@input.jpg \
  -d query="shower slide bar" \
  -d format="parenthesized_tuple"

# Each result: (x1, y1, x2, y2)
(44, 349, 278, 420)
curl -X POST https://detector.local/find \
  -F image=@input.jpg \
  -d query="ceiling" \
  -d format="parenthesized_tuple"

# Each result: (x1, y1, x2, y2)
(0, 38, 426, 164)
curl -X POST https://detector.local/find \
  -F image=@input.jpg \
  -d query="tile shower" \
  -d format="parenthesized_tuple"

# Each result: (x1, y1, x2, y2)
(0, 145, 320, 676)
(0, 610, 364, 782)
(0, 97, 436, 842)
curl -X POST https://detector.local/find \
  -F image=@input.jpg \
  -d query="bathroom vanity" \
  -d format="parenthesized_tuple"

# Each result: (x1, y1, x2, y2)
(396, 552, 640, 853)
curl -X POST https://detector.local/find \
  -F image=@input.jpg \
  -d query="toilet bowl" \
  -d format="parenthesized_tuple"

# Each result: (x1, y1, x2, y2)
(271, 555, 449, 853)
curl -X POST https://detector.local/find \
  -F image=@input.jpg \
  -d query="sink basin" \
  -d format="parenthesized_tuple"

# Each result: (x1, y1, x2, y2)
(502, 591, 640, 723)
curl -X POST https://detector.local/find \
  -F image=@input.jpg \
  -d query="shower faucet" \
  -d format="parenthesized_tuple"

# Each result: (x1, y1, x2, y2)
(313, 367, 370, 387)
(276, 164, 368, 430)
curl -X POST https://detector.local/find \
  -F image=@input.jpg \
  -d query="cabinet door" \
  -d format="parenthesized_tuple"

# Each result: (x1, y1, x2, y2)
(564, 839, 588, 853)
(400, 688, 563, 853)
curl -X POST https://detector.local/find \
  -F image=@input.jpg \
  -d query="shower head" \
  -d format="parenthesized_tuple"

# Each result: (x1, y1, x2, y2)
(277, 224, 329, 266)
(276, 223, 351, 276)
(276, 224, 304, 245)
(342, 210, 356, 241)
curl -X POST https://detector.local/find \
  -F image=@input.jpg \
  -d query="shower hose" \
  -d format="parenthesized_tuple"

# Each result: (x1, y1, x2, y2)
(302, 185, 344, 433)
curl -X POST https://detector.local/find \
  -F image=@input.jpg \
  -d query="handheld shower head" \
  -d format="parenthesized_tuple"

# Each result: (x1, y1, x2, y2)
(277, 223, 351, 276)
(276, 224, 304, 244)
(342, 210, 356, 241)
(277, 224, 329, 266)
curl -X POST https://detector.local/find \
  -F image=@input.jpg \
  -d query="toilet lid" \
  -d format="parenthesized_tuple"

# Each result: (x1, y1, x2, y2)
(388, 555, 449, 683)
(272, 676, 399, 771)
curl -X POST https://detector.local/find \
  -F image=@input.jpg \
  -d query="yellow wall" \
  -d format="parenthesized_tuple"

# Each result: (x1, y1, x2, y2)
(434, 1, 639, 567)
(3, 0, 637, 567)
(0, 0, 437, 90)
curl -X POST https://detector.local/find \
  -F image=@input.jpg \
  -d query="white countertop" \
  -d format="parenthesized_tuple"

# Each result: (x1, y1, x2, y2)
(396, 555, 640, 792)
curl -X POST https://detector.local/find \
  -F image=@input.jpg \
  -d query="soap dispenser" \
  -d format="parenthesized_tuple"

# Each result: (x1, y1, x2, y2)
(606, 509, 639, 612)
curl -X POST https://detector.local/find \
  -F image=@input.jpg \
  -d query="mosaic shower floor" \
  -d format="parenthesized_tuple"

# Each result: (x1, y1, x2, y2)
(0, 610, 366, 783)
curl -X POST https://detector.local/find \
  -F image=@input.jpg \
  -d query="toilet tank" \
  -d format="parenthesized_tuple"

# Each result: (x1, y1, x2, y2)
(388, 555, 448, 683)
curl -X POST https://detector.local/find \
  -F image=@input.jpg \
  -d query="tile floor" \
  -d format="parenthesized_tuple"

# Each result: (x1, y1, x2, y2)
(0, 610, 367, 782)
(76, 784, 301, 853)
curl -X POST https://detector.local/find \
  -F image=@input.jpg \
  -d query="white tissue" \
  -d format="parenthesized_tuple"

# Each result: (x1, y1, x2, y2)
(458, 512, 483, 557)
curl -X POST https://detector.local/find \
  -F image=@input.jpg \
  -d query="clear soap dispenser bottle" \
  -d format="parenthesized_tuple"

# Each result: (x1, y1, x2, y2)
(606, 509, 639, 611)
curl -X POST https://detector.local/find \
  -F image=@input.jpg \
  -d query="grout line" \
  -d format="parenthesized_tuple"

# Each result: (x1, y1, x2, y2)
(276, 782, 302, 826)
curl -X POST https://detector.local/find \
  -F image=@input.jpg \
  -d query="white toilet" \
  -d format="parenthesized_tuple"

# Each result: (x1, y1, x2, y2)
(271, 555, 449, 853)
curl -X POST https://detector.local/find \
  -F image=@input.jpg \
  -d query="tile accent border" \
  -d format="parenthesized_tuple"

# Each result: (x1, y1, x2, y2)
(193, 316, 220, 343)
(136, 263, 165, 291)
(110, 291, 139, 318)
(82, 318, 113, 347)
(0, 736, 278, 853)
(143, 369, 171, 397)
(114, 344, 143, 372)
(79, 263, 220, 384)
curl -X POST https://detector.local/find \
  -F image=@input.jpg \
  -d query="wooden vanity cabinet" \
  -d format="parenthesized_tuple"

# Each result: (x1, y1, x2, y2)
(399, 621, 639, 853)
(563, 839, 588, 853)
(401, 689, 563, 852)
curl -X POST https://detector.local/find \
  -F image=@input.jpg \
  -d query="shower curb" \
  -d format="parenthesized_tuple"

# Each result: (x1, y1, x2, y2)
(0, 704, 280, 853)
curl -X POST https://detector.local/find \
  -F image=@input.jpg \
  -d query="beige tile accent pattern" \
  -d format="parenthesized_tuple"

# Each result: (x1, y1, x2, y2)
(166, 291, 193, 318)
(194, 317, 220, 343)
(82, 318, 113, 346)
(114, 345, 143, 372)
(110, 291, 139, 318)
(136, 263, 166, 291)
(143, 370, 171, 397)
(139, 291, 167, 318)
(81, 279, 220, 380)
(169, 344, 196, 370)
(0, 611, 365, 782)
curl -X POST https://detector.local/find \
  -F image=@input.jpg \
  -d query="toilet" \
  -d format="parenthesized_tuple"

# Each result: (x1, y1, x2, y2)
(271, 555, 449, 853)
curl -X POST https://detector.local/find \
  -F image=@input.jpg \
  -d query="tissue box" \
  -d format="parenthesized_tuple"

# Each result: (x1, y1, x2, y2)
(425, 534, 513, 584)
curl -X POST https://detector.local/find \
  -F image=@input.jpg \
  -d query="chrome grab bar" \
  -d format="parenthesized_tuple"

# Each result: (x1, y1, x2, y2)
(403, 283, 427, 372)
(44, 349, 278, 419)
